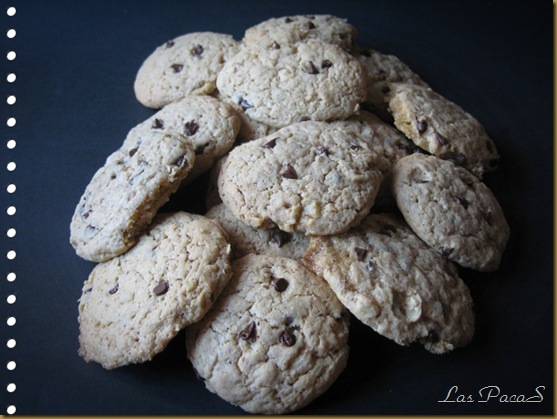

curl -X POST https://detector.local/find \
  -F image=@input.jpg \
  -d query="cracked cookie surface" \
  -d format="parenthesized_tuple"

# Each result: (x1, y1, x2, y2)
(391, 153, 510, 271)
(217, 121, 383, 235)
(70, 131, 195, 262)
(78, 212, 232, 370)
(303, 212, 475, 354)
(216, 39, 366, 128)
(186, 254, 350, 414)
(134, 32, 240, 109)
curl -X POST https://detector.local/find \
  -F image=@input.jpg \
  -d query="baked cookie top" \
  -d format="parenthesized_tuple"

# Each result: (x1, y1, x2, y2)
(303, 212, 475, 354)
(242, 14, 357, 52)
(216, 39, 367, 128)
(78, 212, 232, 370)
(186, 254, 350, 414)
(391, 153, 510, 272)
(387, 83, 499, 178)
(217, 121, 383, 235)
(126, 95, 241, 180)
(70, 131, 195, 262)
(352, 46, 428, 119)
(134, 32, 240, 109)
(206, 203, 309, 260)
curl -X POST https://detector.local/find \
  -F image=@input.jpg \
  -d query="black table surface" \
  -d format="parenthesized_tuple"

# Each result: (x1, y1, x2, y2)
(0, 0, 553, 415)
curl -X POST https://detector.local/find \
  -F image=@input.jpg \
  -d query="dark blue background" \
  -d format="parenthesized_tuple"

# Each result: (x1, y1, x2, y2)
(0, 0, 553, 415)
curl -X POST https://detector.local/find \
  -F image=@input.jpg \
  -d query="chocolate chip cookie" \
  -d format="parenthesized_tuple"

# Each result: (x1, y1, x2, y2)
(78, 212, 232, 369)
(70, 131, 195, 262)
(391, 153, 510, 271)
(186, 254, 350, 414)
(216, 39, 367, 128)
(217, 121, 383, 235)
(134, 32, 240, 109)
(303, 212, 475, 354)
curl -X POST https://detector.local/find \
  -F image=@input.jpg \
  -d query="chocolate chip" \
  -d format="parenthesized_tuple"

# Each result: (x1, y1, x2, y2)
(153, 280, 169, 296)
(279, 329, 296, 347)
(239, 98, 253, 111)
(447, 152, 467, 166)
(128, 147, 138, 157)
(195, 143, 209, 155)
(270, 276, 289, 292)
(321, 59, 333, 69)
(191, 44, 204, 57)
(184, 120, 199, 136)
(108, 284, 119, 295)
(454, 195, 469, 209)
(271, 41, 281, 49)
(281, 164, 298, 179)
(316, 146, 329, 156)
(171, 63, 183, 73)
(165, 40, 175, 48)
(285, 17, 294, 23)
(441, 247, 454, 258)
(417, 119, 428, 134)
(174, 155, 187, 167)
(304, 61, 320, 74)
(349, 143, 363, 151)
(239, 321, 257, 342)
(152, 118, 164, 129)
(83, 287, 93, 294)
(306, 21, 316, 30)
(271, 229, 291, 247)
(366, 260, 375, 272)
(355, 247, 367, 261)
(263, 138, 277, 149)
(435, 132, 448, 146)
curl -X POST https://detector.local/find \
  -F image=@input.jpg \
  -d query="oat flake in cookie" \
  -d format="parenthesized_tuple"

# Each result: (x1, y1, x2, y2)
(70, 130, 195, 262)
(218, 121, 383, 235)
(303, 213, 475, 354)
(387, 83, 499, 178)
(391, 153, 510, 272)
(186, 254, 350, 414)
(134, 32, 240, 109)
(78, 212, 232, 370)
(216, 39, 367, 128)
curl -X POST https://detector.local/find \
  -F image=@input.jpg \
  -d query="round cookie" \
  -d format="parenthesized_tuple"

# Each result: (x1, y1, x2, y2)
(217, 121, 384, 235)
(186, 254, 350, 414)
(70, 131, 195, 262)
(303, 212, 475, 354)
(134, 32, 240, 109)
(78, 212, 233, 370)
(126, 95, 241, 181)
(391, 153, 510, 272)
(386, 83, 499, 178)
(216, 39, 367, 128)
(352, 45, 428, 120)
(206, 203, 309, 260)
(242, 14, 357, 52)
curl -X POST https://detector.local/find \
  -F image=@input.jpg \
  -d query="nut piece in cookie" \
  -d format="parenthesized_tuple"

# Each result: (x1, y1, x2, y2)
(134, 32, 240, 109)
(218, 121, 383, 235)
(391, 153, 510, 272)
(387, 83, 499, 178)
(217, 39, 367, 128)
(242, 14, 357, 52)
(303, 212, 475, 354)
(70, 131, 195, 262)
(186, 254, 350, 414)
(78, 212, 233, 369)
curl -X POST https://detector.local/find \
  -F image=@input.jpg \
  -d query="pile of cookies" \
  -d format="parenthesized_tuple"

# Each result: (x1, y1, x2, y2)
(70, 14, 510, 414)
